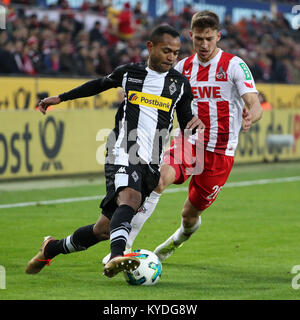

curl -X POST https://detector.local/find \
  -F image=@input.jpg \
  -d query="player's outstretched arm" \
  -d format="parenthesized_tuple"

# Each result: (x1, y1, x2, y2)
(38, 96, 61, 115)
(38, 72, 123, 115)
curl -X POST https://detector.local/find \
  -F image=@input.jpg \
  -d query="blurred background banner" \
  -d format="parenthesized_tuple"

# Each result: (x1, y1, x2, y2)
(0, 78, 299, 111)
(256, 84, 300, 110)
(0, 77, 118, 110)
(0, 109, 115, 179)
(1, 108, 300, 180)
(235, 109, 300, 163)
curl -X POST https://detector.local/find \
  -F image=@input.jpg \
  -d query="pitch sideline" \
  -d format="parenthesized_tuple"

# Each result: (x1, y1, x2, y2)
(1, 176, 300, 209)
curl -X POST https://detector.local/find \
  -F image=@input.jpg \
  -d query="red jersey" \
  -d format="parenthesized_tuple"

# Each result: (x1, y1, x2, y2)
(175, 49, 257, 156)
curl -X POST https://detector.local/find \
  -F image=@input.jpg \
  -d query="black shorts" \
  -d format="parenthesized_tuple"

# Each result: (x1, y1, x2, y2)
(100, 162, 160, 219)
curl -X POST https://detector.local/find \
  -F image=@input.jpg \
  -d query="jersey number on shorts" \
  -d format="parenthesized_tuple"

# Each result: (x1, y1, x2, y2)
(207, 185, 223, 201)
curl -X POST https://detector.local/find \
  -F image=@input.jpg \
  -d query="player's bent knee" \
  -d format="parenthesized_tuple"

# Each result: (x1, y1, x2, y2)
(155, 164, 176, 193)
(93, 224, 110, 241)
(94, 230, 110, 241)
(154, 179, 166, 193)
(93, 214, 110, 241)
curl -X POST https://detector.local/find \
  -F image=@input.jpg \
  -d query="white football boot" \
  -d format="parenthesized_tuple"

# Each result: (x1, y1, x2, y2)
(154, 234, 183, 261)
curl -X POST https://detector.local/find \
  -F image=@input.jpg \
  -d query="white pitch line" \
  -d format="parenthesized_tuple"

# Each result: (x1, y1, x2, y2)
(1, 176, 300, 210)
(0, 195, 104, 209)
(223, 176, 300, 188)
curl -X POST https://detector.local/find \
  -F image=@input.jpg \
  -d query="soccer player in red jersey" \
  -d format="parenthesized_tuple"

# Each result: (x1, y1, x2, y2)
(103, 10, 263, 262)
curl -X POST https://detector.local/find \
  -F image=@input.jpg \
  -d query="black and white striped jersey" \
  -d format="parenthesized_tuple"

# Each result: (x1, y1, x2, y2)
(59, 62, 194, 168)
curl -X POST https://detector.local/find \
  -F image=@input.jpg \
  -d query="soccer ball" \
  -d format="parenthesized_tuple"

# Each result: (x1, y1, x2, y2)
(123, 249, 162, 286)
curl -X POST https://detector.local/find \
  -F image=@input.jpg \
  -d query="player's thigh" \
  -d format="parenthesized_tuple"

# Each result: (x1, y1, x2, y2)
(188, 152, 234, 211)
(117, 187, 142, 211)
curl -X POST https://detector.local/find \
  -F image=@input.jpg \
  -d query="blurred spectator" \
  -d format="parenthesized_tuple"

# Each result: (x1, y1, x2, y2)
(106, 5, 120, 29)
(57, 16, 74, 35)
(89, 21, 107, 45)
(133, 1, 148, 26)
(157, 6, 178, 29)
(95, 45, 112, 75)
(74, 46, 90, 75)
(43, 49, 60, 74)
(181, 4, 194, 28)
(0, 31, 8, 47)
(0, 2, 299, 84)
(118, 2, 135, 41)
(247, 59, 265, 83)
(269, 55, 288, 83)
(13, 39, 25, 72)
(28, 14, 39, 30)
(0, 41, 21, 73)
(104, 27, 119, 47)
(26, 36, 44, 73)
(258, 91, 273, 111)
(59, 43, 77, 75)
(22, 44, 36, 74)
(90, 0, 106, 14)
(84, 48, 97, 75)
(41, 28, 58, 55)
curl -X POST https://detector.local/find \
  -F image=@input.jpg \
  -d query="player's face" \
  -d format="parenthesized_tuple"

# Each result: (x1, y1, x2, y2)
(190, 27, 221, 63)
(147, 34, 180, 73)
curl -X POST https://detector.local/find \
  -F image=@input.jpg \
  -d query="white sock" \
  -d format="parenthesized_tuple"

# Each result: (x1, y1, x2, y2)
(127, 191, 162, 248)
(173, 216, 202, 246)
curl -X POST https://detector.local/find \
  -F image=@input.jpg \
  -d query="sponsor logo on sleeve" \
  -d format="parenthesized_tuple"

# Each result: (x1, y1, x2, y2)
(239, 62, 252, 80)
(244, 82, 254, 88)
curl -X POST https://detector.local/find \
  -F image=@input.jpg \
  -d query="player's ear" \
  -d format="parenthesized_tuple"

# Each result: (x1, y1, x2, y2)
(217, 31, 221, 42)
(146, 41, 154, 53)
(189, 30, 193, 39)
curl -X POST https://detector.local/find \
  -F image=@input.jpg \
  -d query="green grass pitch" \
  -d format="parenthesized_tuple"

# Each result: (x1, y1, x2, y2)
(0, 162, 300, 300)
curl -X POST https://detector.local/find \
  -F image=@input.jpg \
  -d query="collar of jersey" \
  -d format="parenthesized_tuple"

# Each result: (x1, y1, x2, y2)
(146, 66, 169, 76)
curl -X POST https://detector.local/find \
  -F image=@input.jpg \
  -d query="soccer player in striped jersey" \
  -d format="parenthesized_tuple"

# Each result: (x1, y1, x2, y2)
(25, 25, 204, 278)
(120, 10, 263, 262)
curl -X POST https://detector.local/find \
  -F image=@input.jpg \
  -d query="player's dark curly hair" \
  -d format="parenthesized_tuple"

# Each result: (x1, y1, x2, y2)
(150, 25, 180, 44)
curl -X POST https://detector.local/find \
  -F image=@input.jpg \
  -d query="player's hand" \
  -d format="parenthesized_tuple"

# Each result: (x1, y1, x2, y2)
(242, 108, 252, 132)
(38, 96, 61, 115)
(185, 116, 205, 132)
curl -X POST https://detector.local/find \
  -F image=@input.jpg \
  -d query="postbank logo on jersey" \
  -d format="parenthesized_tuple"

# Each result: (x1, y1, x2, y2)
(128, 90, 172, 112)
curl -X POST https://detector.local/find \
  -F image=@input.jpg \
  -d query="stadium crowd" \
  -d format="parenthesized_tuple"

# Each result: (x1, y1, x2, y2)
(0, 0, 299, 83)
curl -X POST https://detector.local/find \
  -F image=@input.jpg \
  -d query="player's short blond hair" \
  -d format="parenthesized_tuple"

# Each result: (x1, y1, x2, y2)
(191, 10, 220, 31)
